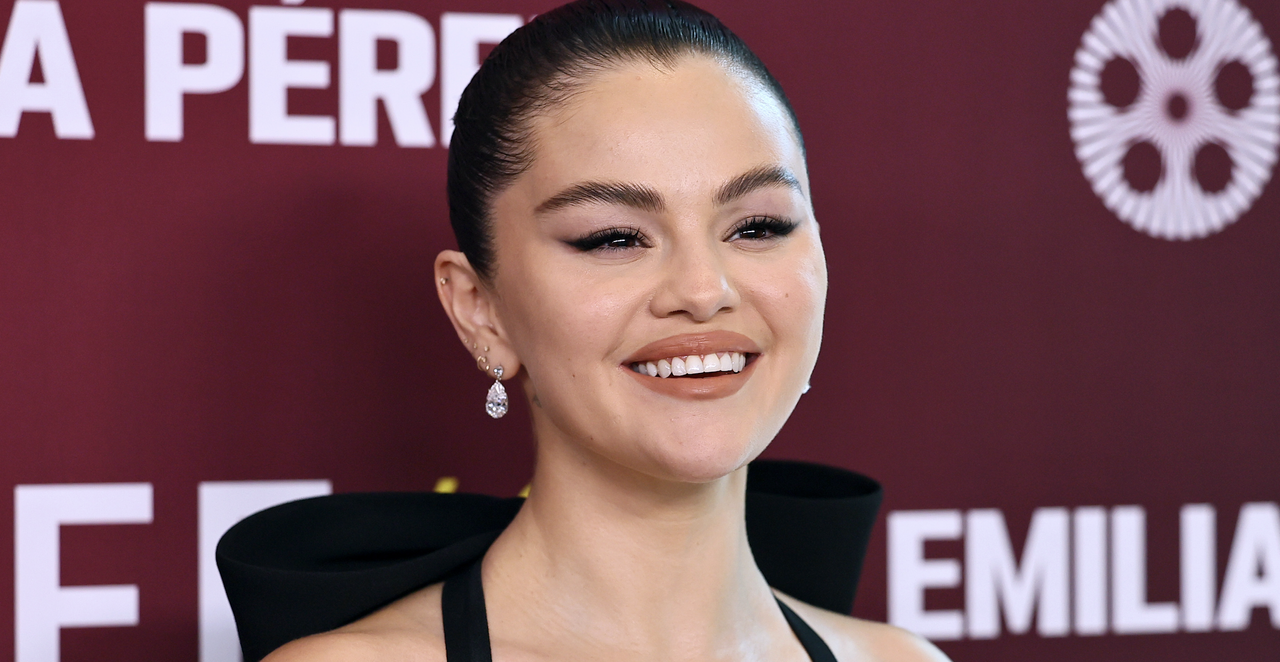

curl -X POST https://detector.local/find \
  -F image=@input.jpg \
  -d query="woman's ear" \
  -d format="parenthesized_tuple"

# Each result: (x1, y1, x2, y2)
(434, 250, 521, 380)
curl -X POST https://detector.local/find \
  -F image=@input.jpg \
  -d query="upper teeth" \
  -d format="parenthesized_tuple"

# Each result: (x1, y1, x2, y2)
(630, 352, 747, 377)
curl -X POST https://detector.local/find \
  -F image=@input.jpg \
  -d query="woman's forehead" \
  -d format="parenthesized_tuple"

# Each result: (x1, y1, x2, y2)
(517, 57, 807, 203)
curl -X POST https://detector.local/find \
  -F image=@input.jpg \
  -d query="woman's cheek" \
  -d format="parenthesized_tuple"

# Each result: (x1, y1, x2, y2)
(510, 273, 627, 389)
(792, 241, 828, 332)
(758, 256, 825, 332)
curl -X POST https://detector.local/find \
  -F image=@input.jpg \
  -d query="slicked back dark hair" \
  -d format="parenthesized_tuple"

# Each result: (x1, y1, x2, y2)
(447, 0, 804, 282)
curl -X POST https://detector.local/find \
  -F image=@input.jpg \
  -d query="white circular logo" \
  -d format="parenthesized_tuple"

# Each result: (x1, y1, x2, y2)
(1068, 0, 1280, 239)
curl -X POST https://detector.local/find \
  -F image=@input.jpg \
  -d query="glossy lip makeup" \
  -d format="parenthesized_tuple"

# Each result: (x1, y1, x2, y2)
(622, 331, 761, 400)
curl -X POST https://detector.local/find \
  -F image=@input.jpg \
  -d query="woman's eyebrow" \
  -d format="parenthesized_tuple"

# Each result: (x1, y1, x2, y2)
(534, 165, 800, 215)
(714, 165, 802, 205)
(536, 182, 665, 214)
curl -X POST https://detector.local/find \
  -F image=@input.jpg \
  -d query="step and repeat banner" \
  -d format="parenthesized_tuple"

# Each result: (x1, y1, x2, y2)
(2, 0, 1277, 660)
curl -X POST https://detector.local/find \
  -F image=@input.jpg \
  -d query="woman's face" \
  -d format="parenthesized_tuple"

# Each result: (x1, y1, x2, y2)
(486, 56, 826, 483)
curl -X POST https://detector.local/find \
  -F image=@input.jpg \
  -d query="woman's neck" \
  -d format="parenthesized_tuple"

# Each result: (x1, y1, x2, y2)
(480, 440, 797, 661)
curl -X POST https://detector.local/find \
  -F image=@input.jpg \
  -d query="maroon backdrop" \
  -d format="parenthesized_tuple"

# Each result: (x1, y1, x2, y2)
(2, 0, 1277, 660)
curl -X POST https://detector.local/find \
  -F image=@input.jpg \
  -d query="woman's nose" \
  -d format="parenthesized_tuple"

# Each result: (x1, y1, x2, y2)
(649, 238, 740, 322)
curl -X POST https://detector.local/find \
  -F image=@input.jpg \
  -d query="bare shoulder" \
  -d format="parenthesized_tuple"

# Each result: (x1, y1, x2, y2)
(263, 583, 447, 662)
(775, 593, 952, 662)
(262, 631, 394, 662)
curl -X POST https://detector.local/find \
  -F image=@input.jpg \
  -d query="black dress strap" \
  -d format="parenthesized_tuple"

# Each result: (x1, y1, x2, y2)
(442, 557, 838, 662)
(441, 558, 492, 662)
(776, 597, 838, 662)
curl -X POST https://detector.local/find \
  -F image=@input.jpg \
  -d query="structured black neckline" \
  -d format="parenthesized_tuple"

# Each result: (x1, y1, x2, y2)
(217, 459, 882, 662)
(441, 558, 838, 662)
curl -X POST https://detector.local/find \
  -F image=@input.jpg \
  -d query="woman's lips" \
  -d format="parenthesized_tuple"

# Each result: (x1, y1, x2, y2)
(622, 331, 760, 400)
(624, 331, 761, 364)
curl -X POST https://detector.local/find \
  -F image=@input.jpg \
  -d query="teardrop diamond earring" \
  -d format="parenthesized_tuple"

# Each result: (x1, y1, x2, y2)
(485, 366, 508, 419)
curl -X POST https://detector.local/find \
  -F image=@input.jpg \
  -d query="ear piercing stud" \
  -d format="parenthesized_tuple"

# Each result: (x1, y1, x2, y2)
(473, 344, 508, 419)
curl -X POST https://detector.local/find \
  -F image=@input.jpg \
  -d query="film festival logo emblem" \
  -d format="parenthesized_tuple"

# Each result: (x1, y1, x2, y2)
(1068, 0, 1280, 240)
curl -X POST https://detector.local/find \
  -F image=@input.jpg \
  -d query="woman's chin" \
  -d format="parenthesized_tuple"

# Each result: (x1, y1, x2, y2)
(636, 434, 766, 485)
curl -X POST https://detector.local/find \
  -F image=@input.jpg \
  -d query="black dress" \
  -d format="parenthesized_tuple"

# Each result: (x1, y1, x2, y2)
(217, 460, 882, 662)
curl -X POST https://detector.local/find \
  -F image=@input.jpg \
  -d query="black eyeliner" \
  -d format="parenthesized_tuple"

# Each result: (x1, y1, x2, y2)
(566, 226, 646, 251)
(727, 215, 798, 240)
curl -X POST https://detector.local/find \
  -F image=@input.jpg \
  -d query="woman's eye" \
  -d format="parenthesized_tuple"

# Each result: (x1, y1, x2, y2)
(729, 216, 798, 242)
(602, 235, 640, 249)
(567, 228, 647, 252)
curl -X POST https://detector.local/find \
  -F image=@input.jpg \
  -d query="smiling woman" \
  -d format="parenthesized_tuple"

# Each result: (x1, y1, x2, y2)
(219, 1, 950, 661)
(444, 51, 827, 488)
